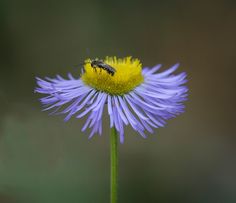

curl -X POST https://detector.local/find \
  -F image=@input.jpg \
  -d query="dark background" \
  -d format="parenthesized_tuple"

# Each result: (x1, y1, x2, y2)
(0, 0, 236, 202)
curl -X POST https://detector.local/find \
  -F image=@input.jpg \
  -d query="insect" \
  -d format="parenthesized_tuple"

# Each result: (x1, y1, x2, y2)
(90, 59, 116, 76)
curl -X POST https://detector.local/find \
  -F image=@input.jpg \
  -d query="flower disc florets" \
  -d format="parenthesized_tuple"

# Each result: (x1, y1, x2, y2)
(81, 57, 144, 95)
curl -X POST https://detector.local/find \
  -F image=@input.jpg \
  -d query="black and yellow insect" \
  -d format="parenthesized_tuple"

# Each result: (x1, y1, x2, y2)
(90, 59, 116, 76)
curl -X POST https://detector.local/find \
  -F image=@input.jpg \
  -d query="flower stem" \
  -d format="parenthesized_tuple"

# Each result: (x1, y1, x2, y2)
(110, 127, 118, 203)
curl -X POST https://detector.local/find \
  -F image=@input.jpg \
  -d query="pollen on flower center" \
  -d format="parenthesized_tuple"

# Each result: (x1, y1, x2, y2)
(81, 56, 144, 95)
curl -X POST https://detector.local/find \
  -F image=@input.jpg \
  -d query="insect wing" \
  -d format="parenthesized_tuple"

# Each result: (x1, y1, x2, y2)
(102, 63, 116, 72)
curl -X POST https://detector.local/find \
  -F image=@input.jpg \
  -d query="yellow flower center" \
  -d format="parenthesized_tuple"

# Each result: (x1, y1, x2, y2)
(81, 56, 144, 95)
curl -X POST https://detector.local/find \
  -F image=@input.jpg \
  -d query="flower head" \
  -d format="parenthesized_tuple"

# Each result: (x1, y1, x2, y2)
(35, 56, 188, 143)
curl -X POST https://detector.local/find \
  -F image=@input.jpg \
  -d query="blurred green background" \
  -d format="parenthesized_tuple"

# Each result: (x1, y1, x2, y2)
(0, 0, 236, 202)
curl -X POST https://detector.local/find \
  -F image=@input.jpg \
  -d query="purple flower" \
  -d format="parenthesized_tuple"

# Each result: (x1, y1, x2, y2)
(35, 57, 188, 143)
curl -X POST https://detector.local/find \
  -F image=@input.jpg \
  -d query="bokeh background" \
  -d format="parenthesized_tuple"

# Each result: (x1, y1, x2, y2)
(0, 0, 236, 202)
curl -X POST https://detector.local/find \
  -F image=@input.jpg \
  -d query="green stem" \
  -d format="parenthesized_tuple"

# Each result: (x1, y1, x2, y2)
(110, 127, 118, 203)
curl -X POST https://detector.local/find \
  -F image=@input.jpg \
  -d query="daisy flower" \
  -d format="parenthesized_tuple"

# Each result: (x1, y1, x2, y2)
(35, 56, 188, 143)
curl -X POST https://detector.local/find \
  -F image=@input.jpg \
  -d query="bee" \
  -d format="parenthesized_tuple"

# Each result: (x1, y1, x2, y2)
(89, 59, 116, 76)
